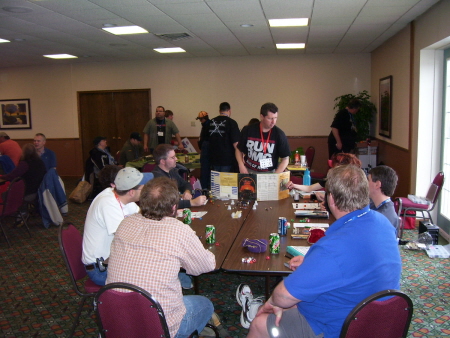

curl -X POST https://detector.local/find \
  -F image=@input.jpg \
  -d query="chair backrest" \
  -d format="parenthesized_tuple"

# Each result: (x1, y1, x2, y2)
(142, 163, 156, 173)
(427, 171, 444, 204)
(305, 146, 315, 168)
(58, 223, 88, 291)
(2, 177, 25, 217)
(291, 175, 303, 185)
(340, 289, 413, 338)
(95, 282, 170, 338)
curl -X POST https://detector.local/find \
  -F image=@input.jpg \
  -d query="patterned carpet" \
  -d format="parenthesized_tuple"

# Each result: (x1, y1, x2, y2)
(0, 177, 449, 337)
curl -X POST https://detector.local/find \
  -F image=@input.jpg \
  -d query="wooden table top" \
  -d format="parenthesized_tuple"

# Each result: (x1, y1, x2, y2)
(222, 197, 334, 274)
(181, 199, 253, 270)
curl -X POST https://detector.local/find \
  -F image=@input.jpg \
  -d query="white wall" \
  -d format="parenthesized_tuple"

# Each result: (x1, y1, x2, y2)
(0, 53, 370, 139)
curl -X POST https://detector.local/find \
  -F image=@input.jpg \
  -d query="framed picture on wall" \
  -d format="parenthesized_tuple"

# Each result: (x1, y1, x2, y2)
(0, 99, 32, 129)
(379, 76, 392, 138)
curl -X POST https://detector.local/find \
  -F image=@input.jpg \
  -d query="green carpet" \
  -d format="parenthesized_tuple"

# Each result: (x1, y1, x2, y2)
(0, 177, 449, 337)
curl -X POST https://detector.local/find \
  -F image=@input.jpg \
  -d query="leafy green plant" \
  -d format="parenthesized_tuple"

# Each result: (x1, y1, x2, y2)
(333, 90, 377, 141)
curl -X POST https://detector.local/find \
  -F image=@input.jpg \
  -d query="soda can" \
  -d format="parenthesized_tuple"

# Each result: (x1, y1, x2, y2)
(278, 217, 287, 236)
(269, 233, 280, 254)
(182, 208, 192, 225)
(205, 225, 216, 244)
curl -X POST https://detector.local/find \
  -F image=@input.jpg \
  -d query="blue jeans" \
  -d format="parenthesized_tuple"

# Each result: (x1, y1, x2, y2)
(178, 272, 192, 289)
(85, 265, 107, 286)
(212, 165, 232, 173)
(174, 295, 214, 338)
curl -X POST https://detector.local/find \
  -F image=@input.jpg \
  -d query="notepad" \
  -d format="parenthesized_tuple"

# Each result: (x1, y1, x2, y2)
(295, 210, 329, 218)
(425, 244, 450, 258)
(292, 203, 322, 210)
(287, 246, 310, 257)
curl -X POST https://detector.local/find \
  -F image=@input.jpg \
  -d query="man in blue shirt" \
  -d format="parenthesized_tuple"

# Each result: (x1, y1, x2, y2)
(34, 133, 57, 170)
(242, 165, 401, 338)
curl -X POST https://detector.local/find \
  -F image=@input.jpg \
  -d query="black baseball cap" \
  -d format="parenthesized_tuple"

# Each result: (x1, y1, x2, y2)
(130, 132, 142, 141)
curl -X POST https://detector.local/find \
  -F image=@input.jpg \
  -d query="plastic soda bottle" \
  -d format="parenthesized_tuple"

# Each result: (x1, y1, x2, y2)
(294, 150, 300, 165)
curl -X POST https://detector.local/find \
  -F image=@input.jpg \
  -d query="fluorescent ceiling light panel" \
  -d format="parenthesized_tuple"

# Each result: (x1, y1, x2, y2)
(44, 54, 78, 59)
(276, 43, 305, 49)
(269, 18, 308, 27)
(0, 38, 10, 43)
(102, 26, 148, 35)
(154, 47, 186, 53)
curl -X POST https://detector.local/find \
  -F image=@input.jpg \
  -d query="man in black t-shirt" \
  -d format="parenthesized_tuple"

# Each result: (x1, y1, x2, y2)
(236, 103, 290, 173)
(208, 102, 240, 172)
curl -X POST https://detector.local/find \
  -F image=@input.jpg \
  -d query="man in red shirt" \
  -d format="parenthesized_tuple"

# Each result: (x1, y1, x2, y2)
(0, 132, 22, 166)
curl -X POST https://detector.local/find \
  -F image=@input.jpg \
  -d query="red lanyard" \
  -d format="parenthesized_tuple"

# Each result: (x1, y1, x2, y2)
(113, 190, 125, 217)
(259, 124, 272, 154)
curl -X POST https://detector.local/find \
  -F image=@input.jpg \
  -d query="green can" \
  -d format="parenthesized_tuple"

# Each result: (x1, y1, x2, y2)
(205, 225, 216, 244)
(182, 208, 192, 225)
(269, 233, 280, 254)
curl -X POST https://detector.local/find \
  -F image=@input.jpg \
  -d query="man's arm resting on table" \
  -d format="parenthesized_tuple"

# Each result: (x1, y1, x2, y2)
(275, 156, 289, 173)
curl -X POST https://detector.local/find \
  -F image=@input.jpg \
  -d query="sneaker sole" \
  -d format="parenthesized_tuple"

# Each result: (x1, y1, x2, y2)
(240, 302, 251, 329)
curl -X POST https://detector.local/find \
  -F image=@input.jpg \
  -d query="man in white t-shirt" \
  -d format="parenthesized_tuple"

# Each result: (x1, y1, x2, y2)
(82, 167, 153, 285)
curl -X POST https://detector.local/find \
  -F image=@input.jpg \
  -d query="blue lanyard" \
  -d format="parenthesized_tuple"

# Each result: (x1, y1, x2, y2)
(374, 198, 391, 210)
(343, 207, 370, 225)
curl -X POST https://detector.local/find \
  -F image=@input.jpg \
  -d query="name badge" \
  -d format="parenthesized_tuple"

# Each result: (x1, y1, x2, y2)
(157, 131, 164, 137)
(260, 158, 273, 169)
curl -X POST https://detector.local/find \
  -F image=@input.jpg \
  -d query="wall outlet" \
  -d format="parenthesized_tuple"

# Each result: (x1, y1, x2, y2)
(191, 121, 196, 127)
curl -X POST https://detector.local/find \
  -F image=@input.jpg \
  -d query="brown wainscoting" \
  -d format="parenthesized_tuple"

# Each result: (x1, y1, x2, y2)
(16, 139, 84, 177)
(376, 140, 411, 198)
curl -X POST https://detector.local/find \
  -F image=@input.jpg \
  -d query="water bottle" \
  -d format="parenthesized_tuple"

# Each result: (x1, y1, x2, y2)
(303, 168, 311, 186)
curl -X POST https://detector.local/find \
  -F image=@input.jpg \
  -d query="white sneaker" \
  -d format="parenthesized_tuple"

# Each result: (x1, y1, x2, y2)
(241, 296, 264, 329)
(236, 283, 253, 306)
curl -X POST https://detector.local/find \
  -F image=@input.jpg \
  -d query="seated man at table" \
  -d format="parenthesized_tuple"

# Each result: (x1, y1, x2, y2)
(368, 165, 399, 229)
(0, 131, 22, 166)
(81, 167, 153, 286)
(237, 165, 401, 337)
(119, 132, 144, 166)
(152, 144, 206, 208)
(107, 177, 216, 338)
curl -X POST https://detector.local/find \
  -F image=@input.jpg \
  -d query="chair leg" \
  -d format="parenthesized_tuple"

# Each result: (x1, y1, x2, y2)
(0, 221, 11, 247)
(69, 296, 88, 337)
(19, 212, 32, 237)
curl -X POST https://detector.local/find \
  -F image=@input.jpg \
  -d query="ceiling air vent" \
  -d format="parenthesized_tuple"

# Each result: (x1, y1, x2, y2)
(156, 33, 192, 42)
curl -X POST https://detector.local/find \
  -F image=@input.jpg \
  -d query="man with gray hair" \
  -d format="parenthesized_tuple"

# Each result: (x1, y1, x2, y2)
(239, 165, 401, 337)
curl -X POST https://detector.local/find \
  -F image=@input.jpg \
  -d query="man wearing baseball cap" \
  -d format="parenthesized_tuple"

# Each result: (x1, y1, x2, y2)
(119, 132, 144, 166)
(82, 167, 153, 285)
(196, 111, 211, 189)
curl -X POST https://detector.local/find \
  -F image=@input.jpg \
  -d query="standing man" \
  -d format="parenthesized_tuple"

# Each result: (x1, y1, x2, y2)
(119, 132, 144, 166)
(208, 102, 240, 172)
(368, 165, 399, 229)
(165, 109, 174, 120)
(0, 131, 22, 166)
(82, 167, 153, 285)
(152, 144, 207, 208)
(239, 165, 401, 337)
(107, 177, 216, 338)
(143, 106, 184, 154)
(328, 99, 361, 158)
(236, 103, 290, 174)
(196, 111, 211, 189)
(33, 133, 57, 170)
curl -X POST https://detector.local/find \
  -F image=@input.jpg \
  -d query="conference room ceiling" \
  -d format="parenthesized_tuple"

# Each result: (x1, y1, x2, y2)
(0, 0, 440, 68)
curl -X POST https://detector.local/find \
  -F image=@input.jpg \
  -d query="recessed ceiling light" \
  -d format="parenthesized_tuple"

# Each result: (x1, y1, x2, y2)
(102, 23, 117, 27)
(102, 26, 148, 35)
(276, 43, 305, 49)
(2, 6, 33, 13)
(269, 18, 309, 27)
(240, 24, 253, 28)
(154, 47, 186, 53)
(44, 54, 78, 59)
(0, 38, 10, 43)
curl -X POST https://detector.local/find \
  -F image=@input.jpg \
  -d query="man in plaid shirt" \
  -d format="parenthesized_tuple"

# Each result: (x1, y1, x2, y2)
(107, 177, 216, 338)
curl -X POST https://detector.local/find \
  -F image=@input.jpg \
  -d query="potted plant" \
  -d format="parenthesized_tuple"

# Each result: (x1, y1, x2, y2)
(333, 90, 377, 141)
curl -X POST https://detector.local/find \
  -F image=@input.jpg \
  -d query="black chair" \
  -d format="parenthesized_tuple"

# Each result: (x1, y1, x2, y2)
(340, 289, 413, 338)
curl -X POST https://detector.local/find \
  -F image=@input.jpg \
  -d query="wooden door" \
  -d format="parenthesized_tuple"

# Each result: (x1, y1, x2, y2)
(78, 89, 151, 164)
